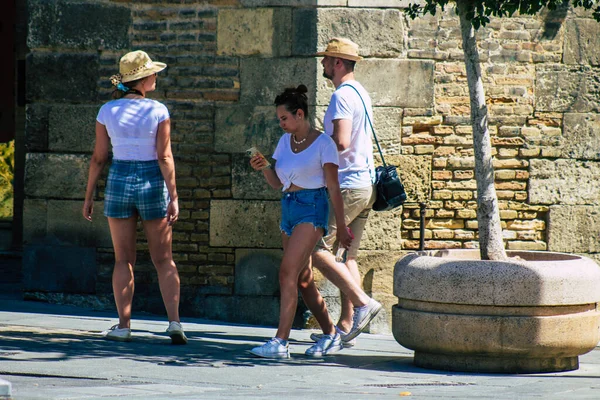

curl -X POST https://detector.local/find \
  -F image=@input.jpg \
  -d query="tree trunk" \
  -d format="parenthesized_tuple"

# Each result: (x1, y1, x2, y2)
(458, 3, 507, 261)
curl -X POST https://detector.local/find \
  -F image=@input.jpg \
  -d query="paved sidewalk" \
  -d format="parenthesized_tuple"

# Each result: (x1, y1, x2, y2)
(0, 293, 599, 400)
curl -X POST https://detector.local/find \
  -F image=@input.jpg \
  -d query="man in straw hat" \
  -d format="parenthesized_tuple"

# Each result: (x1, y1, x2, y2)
(309, 38, 382, 346)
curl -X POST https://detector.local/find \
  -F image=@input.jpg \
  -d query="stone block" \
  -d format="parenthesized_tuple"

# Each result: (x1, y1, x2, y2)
(314, 106, 402, 151)
(563, 19, 600, 66)
(316, 60, 435, 108)
(25, 104, 49, 152)
(214, 105, 282, 154)
(560, 113, 600, 160)
(234, 249, 283, 296)
(536, 65, 600, 113)
(210, 200, 281, 248)
(386, 154, 431, 203)
(24, 153, 90, 199)
(529, 159, 600, 205)
(217, 8, 291, 57)
(241, 0, 345, 5)
(47, 200, 112, 248)
(193, 294, 282, 327)
(348, 0, 412, 5)
(22, 199, 47, 245)
(231, 154, 280, 200)
(548, 205, 600, 253)
(293, 8, 404, 58)
(28, 0, 130, 50)
(48, 105, 99, 153)
(240, 58, 318, 106)
(23, 199, 111, 247)
(26, 53, 99, 102)
(358, 250, 409, 332)
(23, 244, 97, 293)
(362, 208, 404, 251)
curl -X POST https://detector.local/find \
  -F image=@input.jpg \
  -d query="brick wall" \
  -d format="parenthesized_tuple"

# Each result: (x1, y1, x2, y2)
(22, 0, 600, 332)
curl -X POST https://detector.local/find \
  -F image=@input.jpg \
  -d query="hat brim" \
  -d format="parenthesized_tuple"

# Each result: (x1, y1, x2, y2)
(315, 51, 362, 62)
(121, 62, 167, 83)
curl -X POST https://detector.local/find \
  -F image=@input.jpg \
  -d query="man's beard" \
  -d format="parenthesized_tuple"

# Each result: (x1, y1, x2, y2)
(322, 70, 333, 80)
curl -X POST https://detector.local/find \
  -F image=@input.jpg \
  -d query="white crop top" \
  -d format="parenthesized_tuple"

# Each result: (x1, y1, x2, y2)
(272, 133, 339, 191)
(96, 98, 170, 161)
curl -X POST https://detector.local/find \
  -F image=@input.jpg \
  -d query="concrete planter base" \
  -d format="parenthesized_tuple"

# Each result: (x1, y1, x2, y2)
(392, 250, 600, 373)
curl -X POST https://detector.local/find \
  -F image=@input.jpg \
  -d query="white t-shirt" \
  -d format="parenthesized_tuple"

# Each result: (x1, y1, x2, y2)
(323, 80, 375, 189)
(272, 133, 339, 191)
(96, 98, 170, 161)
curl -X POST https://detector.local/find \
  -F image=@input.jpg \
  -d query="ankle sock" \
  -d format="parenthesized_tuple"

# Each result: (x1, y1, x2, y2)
(273, 337, 288, 346)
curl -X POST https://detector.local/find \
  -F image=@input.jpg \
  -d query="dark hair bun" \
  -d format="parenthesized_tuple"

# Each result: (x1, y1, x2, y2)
(296, 84, 308, 94)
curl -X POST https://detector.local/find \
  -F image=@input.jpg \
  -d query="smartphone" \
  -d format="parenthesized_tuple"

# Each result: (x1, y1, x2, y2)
(246, 147, 271, 170)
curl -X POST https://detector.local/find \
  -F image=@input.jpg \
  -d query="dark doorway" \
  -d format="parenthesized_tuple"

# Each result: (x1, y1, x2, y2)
(0, 0, 27, 295)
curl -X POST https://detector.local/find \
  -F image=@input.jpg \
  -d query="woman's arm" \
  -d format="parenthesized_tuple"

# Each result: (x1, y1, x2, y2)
(324, 163, 352, 248)
(156, 118, 179, 225)
(250, 156, 282, 190)
(83, 122, 110, 221)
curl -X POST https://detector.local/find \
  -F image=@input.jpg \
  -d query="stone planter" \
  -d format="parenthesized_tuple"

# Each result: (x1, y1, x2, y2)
(392, 249, 600, 373)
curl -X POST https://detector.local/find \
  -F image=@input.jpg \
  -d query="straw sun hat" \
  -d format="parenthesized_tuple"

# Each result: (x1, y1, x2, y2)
(110, 50, 167, 87)
(316, 37, 363, 62)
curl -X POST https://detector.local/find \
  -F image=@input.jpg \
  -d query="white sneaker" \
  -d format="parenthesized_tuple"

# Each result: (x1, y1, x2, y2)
(166, 321, 188, 345)
(305, 333, 343, 357)
(102, 324, 131, 342)
(342, 298, 383, 342)
(310, 326, 356, 348)
(249, 338, 290, 359)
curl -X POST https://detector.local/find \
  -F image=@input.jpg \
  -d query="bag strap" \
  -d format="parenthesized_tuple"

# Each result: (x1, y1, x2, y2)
(338, 83, 387, 168)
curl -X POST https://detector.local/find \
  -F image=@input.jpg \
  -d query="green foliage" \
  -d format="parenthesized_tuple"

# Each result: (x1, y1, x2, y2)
(407, 0, 600, 28)
(0, 140, 14, 219)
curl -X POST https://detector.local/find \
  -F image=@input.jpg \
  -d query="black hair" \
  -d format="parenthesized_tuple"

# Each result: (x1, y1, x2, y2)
(111, 77, 145, 99)
(274, 84, 309, 118)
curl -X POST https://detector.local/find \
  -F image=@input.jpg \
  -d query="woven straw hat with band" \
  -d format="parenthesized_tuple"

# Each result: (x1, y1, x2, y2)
(316, 37, 362, 62)
(110, 50, 167, 86)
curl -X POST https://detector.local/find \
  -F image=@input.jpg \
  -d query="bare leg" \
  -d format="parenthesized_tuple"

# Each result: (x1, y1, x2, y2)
(298, 258, 335, 335)
(311, 250, 370, 309)
(108, 217, 138, 329)
(276, 224, 333, 340)
(143, 217, 180, 323)
(337, 257, 362, 332)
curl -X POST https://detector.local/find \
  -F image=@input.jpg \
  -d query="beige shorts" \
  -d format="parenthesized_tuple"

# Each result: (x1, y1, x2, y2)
(315, 184, 376, 258)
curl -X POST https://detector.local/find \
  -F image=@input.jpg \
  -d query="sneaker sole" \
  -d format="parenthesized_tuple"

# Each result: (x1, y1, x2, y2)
(248, 349, 290, 359)
(169, 332, 188, 345)
(310, 333, 355, 348)
(344, 303, 383, 341)
(305, 343, 343, 357)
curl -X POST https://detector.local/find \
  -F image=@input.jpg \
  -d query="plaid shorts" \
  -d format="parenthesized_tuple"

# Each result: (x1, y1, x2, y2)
(104, 160, 169, 221)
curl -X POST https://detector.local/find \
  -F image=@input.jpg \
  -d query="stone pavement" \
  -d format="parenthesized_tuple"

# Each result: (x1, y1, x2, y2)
(0, 291, 599, 399)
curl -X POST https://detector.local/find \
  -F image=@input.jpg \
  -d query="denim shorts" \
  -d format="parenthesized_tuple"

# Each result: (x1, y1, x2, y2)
(280, 187, 329, 237)
(104, 160, 169, 221)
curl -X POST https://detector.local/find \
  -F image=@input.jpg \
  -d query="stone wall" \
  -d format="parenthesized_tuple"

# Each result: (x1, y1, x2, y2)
(22, 0, 600, 333)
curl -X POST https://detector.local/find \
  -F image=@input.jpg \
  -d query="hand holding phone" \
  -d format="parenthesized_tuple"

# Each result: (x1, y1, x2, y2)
(247, 147, 271, 171)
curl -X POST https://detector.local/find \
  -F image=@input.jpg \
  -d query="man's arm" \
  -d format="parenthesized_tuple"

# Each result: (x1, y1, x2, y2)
(331, 119, 352, 151)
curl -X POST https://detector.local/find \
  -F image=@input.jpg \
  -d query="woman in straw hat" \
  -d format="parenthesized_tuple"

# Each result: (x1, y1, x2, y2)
(248, 85, 353, 359)
(83, 50, 186, 344)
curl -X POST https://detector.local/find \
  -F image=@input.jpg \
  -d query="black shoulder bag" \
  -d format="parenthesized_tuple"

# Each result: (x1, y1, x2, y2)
(342, 84, 407, 211)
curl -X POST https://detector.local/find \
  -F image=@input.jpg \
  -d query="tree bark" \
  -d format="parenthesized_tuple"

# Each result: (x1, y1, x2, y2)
(457, 2, 508, 261)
